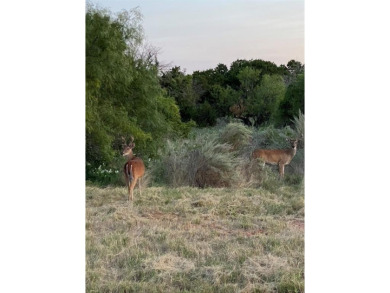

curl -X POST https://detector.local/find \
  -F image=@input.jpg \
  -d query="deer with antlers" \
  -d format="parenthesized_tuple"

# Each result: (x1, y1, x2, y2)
(122, 136, 145, 202)
(252, 138, 300, 179)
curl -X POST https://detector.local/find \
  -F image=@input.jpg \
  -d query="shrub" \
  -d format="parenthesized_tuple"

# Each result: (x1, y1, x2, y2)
(86, 160, 124, 186)
(156, 135, 238, 188)
(252, 125, 296, 149)
(219, 122, 252, 151)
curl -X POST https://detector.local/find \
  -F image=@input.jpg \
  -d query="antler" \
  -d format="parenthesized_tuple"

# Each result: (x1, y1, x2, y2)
(286, 134, 303, 142)
(121, 136, 127, 147)
(129, 136, 135, 148)
(121, 136, 136, 148)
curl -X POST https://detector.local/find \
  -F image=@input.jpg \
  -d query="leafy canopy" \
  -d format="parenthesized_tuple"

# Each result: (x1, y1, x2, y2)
(86, 5, 193, 179)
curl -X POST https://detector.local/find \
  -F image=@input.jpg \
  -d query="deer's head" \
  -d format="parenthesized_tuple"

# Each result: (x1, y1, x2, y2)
(286, 137, 300, 149)
(122, 136, 135, 157)
(291, 139, 298, 149)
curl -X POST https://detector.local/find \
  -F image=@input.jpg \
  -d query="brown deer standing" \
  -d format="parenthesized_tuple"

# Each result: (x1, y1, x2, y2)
(252, 138, 299, 179)
(122, 137, 145, 201)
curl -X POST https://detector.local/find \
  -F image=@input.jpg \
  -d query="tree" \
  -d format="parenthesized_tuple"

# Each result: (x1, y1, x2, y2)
(86, 5, 193, 181)
(210, 85, 240, 118)
(283, 59, 305, 86)
(246, 74, 286, 126)
(230, 67, 285, 126)
(226, 59, 283, 90)
(158, 58, 303, 128)
(160, 66, 198, 122)
(193, 101, 217, 127)
(86, 6, 143, 170)
(276, 73, 304, 126)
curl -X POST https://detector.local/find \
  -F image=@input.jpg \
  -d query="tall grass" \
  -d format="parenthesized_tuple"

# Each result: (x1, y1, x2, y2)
(291, 109, 304, 142)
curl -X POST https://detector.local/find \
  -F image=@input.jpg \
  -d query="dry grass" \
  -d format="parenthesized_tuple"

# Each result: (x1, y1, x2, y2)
(86, 184, 304, 292)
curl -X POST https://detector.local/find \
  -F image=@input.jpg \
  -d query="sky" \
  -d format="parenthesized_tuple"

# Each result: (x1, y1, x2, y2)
(91, 0, 304, 73)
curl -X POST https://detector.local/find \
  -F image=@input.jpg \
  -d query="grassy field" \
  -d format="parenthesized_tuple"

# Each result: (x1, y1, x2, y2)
(86, 184, 304, 292)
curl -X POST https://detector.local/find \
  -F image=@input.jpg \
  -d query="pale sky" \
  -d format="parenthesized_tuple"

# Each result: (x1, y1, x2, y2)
(91, 0, 304, 73)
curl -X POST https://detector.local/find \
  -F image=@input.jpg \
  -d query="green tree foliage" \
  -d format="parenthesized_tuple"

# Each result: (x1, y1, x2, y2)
(276, 73, 304, 126)
(226, 59, 285, 90)
(86, 5, 193, 181)
(161, 65, 234, 126)
(248, 74, 286, 125)
(192, 101, 217, 127)
(191, 69, 219, 125)
(233, 68, 286, 126)
(209, 84, 240, 118)
(160, 59, 301, 128)
(237, 67, 261, 95)
(160, 66, 198, 122)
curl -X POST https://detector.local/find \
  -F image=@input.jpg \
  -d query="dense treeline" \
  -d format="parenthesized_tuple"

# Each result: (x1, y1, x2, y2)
(86, 5, 304, 182)
(160, 59, 304, 127)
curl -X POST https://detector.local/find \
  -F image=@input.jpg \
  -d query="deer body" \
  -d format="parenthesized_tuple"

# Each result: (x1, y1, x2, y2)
(252, 139, 298, 179)
(122, 137, 145, 201)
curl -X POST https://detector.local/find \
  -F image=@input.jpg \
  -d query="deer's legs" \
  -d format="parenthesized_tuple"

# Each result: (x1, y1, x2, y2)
(125, 164, 135, 201)
(278, 163, 285, 179)
(138, 177, 142, 196)
(129, 178, 138, 201)
(128, 180, 133, 202)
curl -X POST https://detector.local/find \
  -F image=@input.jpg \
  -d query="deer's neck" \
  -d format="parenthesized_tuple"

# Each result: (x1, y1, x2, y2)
(126, 154, 135, 161)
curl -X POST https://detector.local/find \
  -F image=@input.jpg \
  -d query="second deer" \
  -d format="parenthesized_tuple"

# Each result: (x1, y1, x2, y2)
(122, 136, 145, 202)
(252, 138, 299, 179)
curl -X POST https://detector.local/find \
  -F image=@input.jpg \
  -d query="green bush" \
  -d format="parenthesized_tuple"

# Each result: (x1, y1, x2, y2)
(219, 122, 252, 151)
(86, 157, 126, 186)
(154, 134, 238, 188)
